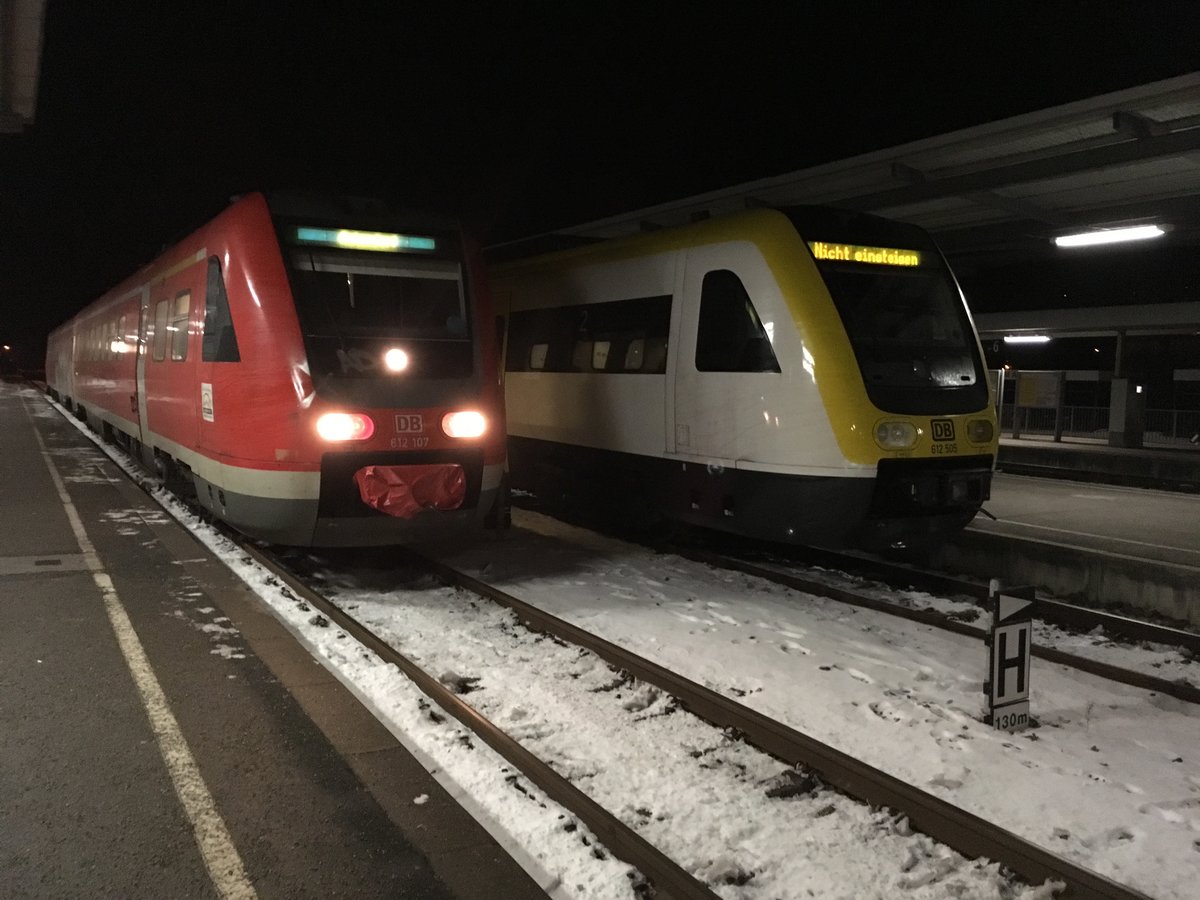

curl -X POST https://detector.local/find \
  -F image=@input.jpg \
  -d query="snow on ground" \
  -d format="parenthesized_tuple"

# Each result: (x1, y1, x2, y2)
(36, 387, 1200, 898)
(313, 563, 1038, 899)
(423, 510, 1200, 900)
(746, 558, 1200, 688)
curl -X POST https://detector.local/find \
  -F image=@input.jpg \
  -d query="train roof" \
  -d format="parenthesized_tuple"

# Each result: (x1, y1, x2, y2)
(263, 191, 462, 233)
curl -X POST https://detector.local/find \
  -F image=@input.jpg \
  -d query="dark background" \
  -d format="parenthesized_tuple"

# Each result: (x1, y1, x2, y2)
(2, 1, 1199, 372)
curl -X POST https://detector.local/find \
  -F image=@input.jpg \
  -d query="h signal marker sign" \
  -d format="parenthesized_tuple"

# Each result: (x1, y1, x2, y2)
(986, 581, 1034, 732)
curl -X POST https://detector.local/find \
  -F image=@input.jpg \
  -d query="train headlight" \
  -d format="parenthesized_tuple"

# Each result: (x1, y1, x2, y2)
(383, 348, 409, 372)
(442, 410, 487, 439)
(967, 419, 995, 443)
(316, 412, 375, 442)
(874, 421, 917, 449)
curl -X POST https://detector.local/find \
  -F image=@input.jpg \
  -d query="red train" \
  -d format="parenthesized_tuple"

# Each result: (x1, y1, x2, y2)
(45, 192, 508, 545)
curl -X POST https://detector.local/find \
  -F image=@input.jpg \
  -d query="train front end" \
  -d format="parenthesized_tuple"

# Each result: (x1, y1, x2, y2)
(784, 208, 998, 550)
(272, 203, 506, 546)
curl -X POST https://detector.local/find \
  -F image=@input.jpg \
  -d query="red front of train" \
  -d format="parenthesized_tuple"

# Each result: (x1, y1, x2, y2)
(46, 192, 508, 545)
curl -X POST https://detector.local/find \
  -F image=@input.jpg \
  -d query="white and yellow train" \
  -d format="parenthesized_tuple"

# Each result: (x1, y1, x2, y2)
(492, 206, 997, 550)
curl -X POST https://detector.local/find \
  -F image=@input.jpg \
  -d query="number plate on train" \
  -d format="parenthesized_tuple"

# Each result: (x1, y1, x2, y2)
(394, 414, 424, 433)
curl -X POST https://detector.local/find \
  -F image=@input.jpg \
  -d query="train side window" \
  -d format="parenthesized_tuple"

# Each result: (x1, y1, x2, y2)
(529, 343, 548, 370)
(170, 291, 191, 361)
(202, 258, 241, 362)
(152, 300, 169, 361)
(696, 270, 781, 373)
(644, 337, 667, 372)
(506, 294, 671, 374)
(623, 338, 645, 371)
(571, 340, 593, 371)
(592, 340, 612, 370)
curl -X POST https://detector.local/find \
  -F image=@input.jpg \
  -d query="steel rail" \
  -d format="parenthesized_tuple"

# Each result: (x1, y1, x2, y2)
(413, 552, 1149, 900)
(775, 542, 1200, 654)
(238, 542, 720, 900)
(668, 545, 1200, 706)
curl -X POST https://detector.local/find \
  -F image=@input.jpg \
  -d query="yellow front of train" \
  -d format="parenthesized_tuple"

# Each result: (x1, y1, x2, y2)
(758, 207, 999, 550)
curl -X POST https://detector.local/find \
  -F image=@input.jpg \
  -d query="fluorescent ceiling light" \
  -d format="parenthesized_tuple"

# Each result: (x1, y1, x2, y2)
(1003, 334, 1051, 344)
(1054, 225, 1164, 248)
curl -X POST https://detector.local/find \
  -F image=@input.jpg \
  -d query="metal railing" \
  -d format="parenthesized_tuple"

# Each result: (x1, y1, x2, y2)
(1001, 404, 1200, 447)
(1145, 408, 1200, 446)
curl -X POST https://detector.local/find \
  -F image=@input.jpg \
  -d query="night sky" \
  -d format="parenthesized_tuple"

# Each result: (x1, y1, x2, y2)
(2, 1, 1199, 370)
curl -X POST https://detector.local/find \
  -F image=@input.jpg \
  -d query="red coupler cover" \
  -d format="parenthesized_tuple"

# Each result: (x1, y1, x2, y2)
(353, 464, 466, 519)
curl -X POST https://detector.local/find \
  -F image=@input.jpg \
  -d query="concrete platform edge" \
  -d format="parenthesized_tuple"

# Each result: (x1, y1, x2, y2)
(935, 528, 1200, 626)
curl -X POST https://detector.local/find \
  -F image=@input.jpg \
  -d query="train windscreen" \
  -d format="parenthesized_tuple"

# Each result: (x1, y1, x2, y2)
(784, 209, 988, 415)
(285, 243, 474, 382)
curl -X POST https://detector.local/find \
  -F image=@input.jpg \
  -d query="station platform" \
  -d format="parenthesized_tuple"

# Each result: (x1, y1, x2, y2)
(996, 435, 1200, 493)
(0, 381, 545, 899)
(930, 438, 1200, 626)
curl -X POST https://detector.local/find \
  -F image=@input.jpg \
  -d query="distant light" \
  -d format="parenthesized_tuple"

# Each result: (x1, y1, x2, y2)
(1054, 225, 1164, 248)
(1, 345, 9, 351)
(1003, 335, 1051, 344)
(294, 227, 437, 253)
(383, 348, 409, 372)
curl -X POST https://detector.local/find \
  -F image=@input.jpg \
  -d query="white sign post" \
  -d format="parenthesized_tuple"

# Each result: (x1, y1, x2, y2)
(986, 579, 1034, 732)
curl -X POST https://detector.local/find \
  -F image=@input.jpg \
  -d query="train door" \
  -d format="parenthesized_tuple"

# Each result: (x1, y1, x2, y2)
(672, 243, 782, 463)
(134, 286, 154, 466)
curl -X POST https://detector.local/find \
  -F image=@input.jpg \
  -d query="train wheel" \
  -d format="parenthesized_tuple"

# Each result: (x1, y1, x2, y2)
(154, 452, 196, 501)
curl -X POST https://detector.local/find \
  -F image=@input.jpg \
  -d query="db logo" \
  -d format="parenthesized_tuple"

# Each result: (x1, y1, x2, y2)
(394, 414, 423, 433)
(932, 419, 955, 442)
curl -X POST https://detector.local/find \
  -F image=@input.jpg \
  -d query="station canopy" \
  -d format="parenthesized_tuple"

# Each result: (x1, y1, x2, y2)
(0, 0, 46, 133)
(538, 73, 1200, 338)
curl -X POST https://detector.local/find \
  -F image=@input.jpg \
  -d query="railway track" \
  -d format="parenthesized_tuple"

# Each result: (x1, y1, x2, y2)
(506, 496, 1198, 705)
(244, 541, 719, 900)
(665, 539, 1200, 706)
(745, 540, 1200, 653)
(247, 540, 1146, 899)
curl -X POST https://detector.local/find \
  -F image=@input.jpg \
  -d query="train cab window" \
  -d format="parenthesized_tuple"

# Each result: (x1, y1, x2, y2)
(287, 252, 470, 379)
(696, 270, 781, 373)
(152, 300, 169, 361)
(289, 254, 467, 339)
(203, 258, 241, 362)
(170, 292, 191, 361)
